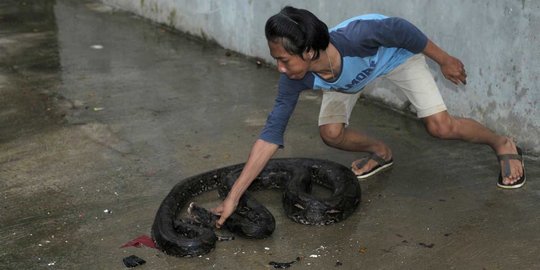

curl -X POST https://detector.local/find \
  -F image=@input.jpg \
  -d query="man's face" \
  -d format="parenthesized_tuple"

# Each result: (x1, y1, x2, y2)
(268, 40, 310, 80)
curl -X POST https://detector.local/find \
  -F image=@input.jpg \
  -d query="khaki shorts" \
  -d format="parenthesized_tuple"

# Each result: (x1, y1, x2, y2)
(319, 54, 447, 126)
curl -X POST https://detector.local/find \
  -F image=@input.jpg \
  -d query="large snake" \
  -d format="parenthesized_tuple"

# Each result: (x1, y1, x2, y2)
(151, 158, 361, 257)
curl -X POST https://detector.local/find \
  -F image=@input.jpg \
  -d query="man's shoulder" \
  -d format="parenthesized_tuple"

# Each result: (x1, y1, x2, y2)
(353, 13, 389, 20)
(331, 14, 389, 31)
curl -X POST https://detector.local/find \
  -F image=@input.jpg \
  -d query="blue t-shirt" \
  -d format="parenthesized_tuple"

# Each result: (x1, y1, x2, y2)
(260, 14, 428, 147)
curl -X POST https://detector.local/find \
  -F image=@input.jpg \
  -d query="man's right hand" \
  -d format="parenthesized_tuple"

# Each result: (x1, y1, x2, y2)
(211, 139, 279, 228)
(211, 196, 238, 228)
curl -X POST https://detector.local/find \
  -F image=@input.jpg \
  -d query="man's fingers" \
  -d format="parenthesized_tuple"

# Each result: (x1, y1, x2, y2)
(460, 68, 467, 85)
(216, 217, 226, 228)
(458, 73, 467, 85)
(449, 77, 460, 85)
(447, 74, 467, 85)
(211, 207, 223, 215)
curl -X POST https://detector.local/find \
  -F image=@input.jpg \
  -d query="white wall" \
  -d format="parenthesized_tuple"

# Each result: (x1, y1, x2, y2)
(102, 0, 540, 154)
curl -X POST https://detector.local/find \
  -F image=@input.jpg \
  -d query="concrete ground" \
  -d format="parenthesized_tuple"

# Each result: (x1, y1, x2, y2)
(1, 1, 538, 269)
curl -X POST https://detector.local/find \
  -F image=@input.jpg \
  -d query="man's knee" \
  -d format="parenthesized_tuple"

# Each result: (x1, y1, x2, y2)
(423, 112, 459, 139)
(319, 123, 345, 147)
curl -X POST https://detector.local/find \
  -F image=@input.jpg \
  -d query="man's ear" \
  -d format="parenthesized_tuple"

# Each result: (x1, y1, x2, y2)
(304, 49, 314, 60)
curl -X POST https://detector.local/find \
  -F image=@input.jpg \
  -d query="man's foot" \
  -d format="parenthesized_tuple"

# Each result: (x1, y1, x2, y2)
(351, 149, 393, 179)
(495, 137, 525, 187)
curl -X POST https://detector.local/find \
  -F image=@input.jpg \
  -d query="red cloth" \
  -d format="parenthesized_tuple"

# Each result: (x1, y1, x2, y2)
(120, 235, 157, 249)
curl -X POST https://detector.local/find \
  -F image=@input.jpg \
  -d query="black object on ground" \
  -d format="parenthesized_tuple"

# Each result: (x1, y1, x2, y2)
(122, 255, 146, 268)
(269, 260, 297, 268)
(418, 242, 435, 248)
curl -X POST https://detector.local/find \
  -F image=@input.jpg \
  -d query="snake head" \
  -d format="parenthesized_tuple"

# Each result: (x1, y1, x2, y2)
(187, 202, 219, 228)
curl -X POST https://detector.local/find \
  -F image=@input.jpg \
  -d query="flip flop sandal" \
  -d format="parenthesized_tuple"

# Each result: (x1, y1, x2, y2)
(497, 146, 526, 189)
(353, 153, 393, 179)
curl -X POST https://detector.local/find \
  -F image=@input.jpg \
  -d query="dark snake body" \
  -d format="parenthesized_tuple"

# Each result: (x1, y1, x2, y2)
(151, 158, 361, 257)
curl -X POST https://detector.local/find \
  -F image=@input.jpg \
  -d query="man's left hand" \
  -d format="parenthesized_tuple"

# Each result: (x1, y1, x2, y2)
(440, 55, 467, 85)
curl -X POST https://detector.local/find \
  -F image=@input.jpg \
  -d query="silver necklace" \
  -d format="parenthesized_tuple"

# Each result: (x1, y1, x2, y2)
(326, 50, 335, 79)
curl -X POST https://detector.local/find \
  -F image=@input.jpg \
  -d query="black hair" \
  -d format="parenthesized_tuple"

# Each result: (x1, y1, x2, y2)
(265, 6, 329, 60)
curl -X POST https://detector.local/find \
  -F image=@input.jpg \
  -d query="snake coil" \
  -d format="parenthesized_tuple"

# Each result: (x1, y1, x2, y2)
(151, 158, 361, 257)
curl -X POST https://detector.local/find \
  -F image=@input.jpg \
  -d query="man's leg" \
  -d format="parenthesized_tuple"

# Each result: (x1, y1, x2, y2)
(318, 90, 392, 176)
(423, 111, 523, 184)
(319, 123, 392, 175)
(385, 54, 524, 186)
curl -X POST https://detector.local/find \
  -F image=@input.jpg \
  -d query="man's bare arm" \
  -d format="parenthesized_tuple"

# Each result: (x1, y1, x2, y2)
(213, 139, 279, 227)
(422, 39, 467, 85)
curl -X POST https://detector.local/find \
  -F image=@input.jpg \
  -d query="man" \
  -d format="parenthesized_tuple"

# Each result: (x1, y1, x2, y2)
(213, 6, 525, 227)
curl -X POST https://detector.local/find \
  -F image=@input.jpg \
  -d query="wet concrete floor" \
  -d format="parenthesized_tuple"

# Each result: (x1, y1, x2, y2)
(1, 1, 539, 269)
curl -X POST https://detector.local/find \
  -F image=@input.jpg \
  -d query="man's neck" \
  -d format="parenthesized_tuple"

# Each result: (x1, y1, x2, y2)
(311, 43, 340, 81)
